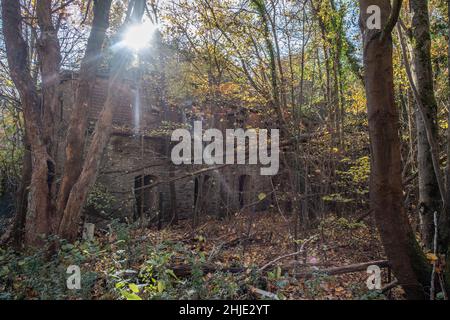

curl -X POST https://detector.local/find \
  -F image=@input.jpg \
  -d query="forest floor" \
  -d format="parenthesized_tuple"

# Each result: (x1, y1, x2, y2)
(0, 211, 406, 300)
(142, 212, 396, 300)
(94, 211, 399, 300)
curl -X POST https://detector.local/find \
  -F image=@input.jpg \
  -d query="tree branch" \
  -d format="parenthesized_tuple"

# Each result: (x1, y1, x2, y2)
(380, 0, 403, 41)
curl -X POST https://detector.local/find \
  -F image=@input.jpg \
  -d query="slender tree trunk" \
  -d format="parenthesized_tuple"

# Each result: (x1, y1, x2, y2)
(359, 0, 430, 300)
(10, 136, 32, 247)
(398, 24, 447, 251)
(58, 66, 129, 241)
(58, 1, 146, 241)
(409, 0, 441, 251)
(446, 0, 450, 230)
(56, 0, 113, 227)
(444, 0, 450, 292)
(330, 0, 344, 148)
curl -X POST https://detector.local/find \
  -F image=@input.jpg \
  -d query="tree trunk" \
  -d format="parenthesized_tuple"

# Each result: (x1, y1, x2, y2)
(56, 0, 113, 227)
(36, 0, 61, 160)
(359, 0, 430, 300)
(58, 70, 129, 241)
(58, 0, 146, 241)
(2, 0, 147, 245)
(2, 0, 55, 246)
(409, 0, 441, 251)
(10, 136, 32, 247)
(445, 0, 450, 293)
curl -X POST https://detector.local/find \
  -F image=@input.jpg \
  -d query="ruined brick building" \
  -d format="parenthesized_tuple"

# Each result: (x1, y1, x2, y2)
(57, 71, 273, 226)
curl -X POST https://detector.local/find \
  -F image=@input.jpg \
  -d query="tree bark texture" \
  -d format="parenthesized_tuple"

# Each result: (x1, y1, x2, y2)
(359, 0, 430, 300)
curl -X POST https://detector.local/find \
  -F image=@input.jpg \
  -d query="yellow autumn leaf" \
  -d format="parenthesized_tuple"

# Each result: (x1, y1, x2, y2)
(426, 253, 438, 262)
(258, 193, 267, 201)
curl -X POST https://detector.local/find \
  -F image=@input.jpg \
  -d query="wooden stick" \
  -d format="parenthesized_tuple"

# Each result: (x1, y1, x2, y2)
(258, 235, 318, 272)
(248, 286, 280, 300)
(382, 280, 399, 293)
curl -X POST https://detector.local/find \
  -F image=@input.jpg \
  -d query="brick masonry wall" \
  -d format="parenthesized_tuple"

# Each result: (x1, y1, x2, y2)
(58, 74, 273, 225)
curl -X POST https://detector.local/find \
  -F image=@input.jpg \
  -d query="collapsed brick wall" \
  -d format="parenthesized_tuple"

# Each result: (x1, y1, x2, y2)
(96, 142, 272, 223)
(58, 73, 273, 225)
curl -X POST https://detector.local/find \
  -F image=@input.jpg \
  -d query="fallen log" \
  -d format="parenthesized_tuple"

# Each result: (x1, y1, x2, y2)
(167, 260, 390, 279)
(294, 260, 390, 279)
(169, 264, 245, 278)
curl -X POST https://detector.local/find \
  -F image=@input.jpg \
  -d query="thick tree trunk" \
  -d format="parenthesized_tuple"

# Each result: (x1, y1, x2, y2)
(3, 0, 146, 245)
(36, 0, 61, 160)
(359, 0, 430, 300)
(409, 0, 441, 251)
(2, 0, 55, 246)
(34, 0, 62, 235)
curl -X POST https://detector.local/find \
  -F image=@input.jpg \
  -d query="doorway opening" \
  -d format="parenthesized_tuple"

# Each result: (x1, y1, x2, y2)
(134, 175, 158, 221)
(238, 175, 252, 209)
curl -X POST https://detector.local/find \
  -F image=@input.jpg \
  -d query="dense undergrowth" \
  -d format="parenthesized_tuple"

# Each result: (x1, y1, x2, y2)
(0, 214, 391, 300)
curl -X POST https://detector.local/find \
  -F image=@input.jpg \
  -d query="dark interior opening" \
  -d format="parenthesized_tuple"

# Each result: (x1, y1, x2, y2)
(194, 175, 211, 213)
(238, 175, 251, 209)
(134, 175, 157, 220)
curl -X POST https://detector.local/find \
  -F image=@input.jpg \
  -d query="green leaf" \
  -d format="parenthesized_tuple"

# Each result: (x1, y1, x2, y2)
(0, 266, 9, 276)
(61, 244, 74, 251)
(258, 193, 267, 201)
(166, 269, 178, 280)
(122, 291, 142, 300)
(276, 266, 282, 278)
(157, 281, 165, 293)
(129, 283, 139, 293)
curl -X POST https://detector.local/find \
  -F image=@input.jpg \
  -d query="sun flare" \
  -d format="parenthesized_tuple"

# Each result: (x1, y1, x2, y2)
(122, 21, 157, 51)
